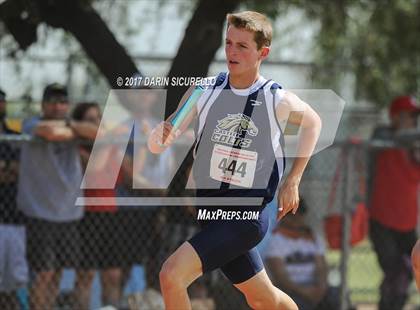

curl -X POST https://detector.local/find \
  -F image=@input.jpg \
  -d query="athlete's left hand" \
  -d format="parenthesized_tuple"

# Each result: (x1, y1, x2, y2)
(277, 178, 300, 221)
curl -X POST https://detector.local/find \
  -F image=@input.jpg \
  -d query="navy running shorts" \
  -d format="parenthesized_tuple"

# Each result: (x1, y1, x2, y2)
(188, 206, 269, 284)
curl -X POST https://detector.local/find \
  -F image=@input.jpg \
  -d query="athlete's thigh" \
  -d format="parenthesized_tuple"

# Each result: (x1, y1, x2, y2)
(234, 267, 297, 309)
(164, 241, 203, 285)
(234, 268, 273, 297)
(412, 239, 420, 290)
(413, 239, 420, 261)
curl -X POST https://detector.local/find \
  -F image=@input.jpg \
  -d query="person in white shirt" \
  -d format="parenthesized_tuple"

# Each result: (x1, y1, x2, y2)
(265, 199, 342, 310)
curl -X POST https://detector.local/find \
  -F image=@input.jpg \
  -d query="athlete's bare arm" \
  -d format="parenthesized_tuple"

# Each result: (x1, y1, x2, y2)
(148, 85, 197, 154)
(275, 91, 322, 220)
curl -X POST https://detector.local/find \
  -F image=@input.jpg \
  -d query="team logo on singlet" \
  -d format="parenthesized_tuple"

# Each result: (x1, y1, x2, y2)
(211, 113, 258, 148)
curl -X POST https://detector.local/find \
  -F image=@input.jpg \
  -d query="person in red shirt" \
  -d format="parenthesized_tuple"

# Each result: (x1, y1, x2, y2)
(368, 96, 420, 310)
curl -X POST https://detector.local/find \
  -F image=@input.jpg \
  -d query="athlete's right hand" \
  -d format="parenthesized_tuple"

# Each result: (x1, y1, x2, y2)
(276, 178, 300, 221)
(148, 121, 180, 153)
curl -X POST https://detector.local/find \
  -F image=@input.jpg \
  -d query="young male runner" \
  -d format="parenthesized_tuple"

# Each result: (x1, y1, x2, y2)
(148, 11, 321, 310)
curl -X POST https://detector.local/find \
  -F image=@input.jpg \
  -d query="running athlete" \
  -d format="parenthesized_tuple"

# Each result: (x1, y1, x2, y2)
(148, 11, 321, 310)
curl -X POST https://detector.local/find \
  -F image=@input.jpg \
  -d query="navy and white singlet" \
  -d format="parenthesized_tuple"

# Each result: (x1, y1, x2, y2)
(188, 72, 286, 284)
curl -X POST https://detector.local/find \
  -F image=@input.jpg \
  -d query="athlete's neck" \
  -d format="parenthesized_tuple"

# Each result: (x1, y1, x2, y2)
(229, 72, 260, 89)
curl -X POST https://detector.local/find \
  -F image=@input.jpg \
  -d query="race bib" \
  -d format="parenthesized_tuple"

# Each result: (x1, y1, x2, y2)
(210, 144, 257, 188)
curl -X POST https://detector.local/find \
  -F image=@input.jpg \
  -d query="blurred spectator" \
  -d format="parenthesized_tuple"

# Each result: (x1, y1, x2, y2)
(117, 90, 174, 307)
(0, 89, 29, 310)
(17, 83, 98, 310)
(367, 96, 420, 310)
(71, 102, 127, 309)
(265, 200, 341, 310)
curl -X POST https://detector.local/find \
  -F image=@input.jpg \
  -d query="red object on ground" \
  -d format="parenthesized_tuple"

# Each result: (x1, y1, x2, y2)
(325, 203, 369, 249)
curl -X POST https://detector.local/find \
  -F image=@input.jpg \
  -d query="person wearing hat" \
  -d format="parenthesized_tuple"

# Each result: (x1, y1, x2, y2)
(16, 83, 98, 310)
(0, 89, 29, 309)
(367, 96, 420, 310)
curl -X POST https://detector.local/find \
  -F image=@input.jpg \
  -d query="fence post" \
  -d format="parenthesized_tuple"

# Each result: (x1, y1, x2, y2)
(339, 142, 353, 310)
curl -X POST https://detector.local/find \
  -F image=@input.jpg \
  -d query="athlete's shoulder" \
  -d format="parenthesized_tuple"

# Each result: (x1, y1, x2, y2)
(268, 80, 283, 91)
(196, 72, 228, 112)
(201, 72, 227, 90)
(261, 79, 285, 106)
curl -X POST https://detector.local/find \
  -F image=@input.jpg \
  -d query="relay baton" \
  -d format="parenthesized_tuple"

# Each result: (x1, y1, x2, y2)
(170, 84, 205, 130)
(158, 84, 205, 146)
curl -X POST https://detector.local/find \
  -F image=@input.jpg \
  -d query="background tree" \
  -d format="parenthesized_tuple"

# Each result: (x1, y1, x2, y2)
(3, 0, 418, 109)
(0, 0, 243, 113)
(283, 0, 420, 107)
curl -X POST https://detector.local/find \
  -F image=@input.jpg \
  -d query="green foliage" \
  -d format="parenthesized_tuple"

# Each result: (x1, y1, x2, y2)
(288, 0, 420, 107)
(243, 0, 281, 19)
(350, 0, 420, 107)
(2, 0, 418, 107)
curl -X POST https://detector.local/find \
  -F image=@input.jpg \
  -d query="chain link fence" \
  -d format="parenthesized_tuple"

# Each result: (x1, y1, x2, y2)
(0, 108, 419, 310)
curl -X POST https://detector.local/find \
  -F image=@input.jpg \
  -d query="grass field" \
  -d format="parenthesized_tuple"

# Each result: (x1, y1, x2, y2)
(326, 240, 420, 306)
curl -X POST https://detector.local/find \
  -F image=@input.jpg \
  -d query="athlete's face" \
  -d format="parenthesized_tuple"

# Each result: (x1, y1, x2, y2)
(225, 26, 269, 76)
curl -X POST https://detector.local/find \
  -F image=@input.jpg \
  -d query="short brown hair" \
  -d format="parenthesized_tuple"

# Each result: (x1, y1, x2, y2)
(226, 11, 272, 49)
